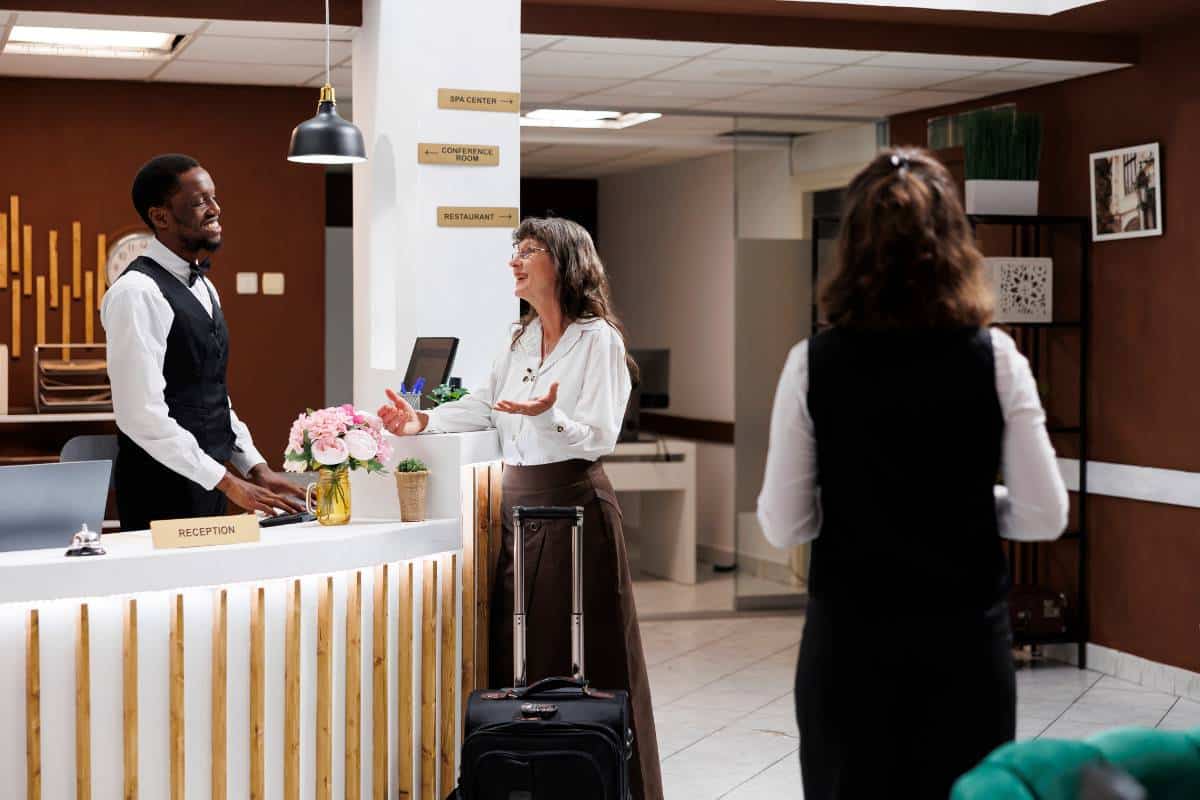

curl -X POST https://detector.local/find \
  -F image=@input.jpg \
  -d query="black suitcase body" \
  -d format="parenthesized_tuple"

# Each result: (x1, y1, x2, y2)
(455, 506, 633, 800)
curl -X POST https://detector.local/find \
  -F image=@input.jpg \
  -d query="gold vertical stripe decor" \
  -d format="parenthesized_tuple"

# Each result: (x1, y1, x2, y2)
(439, 554, 458, 798)
(249, 588, 265, 800)
(72, 222, 81, 300)
(84, 272, 95, 344)
(421, 560, 438, 800)
(35, 277, 46, 345)
(474, 468, 491, 688)
(96, 234, 106, 308)
(49, 230, 58, 308)
(10, 196, 19, 274)
(345, 571, 363, 800)
(317, 577, 333, 800)
(212, 590, 228, 800)
(123, 600, 138, 800)
(169, 595, 184, 800)
(285, 580, 301, 800)
(398, 562, 414, 800)
(26, 609, 41, 800)
(22, 225, 32, 296)
(60, 284, 70, 360)
(372, 565, 390, 800)
(11, 280, 20, 359)
(76, 604, 92, 800)
(461, 471, 476, 727)
(0, 212, 7, 288)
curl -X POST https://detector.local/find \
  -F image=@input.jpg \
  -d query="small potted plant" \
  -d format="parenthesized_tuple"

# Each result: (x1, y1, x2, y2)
(394, 458, 430, 522)
(428, 381, 469, 407)
(963, 108, 1043, 216)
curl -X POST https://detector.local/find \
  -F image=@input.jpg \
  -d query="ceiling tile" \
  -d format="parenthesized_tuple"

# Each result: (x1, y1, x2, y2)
(203, 20, 356, 40)
(12, 11, 203, 34)
(690, 98, 831, 114)
(0, 52, 160, 80)
(547, 36, 724, 58)
(520, 34, 563, 50)
(1000, 59, 1129, 75)
(731, 85, 896, 104)
(304, 65, 352, 95)
(652, 58, 838, 84)
(593, 78, 758, 100)
(707, 45, 877, 65)
(566, 91, 705, 111)
(178, 35, 351, 66)
(933, 71, 1067, 93)
(521, 50, 688, 79)
(635, 114, 736, 133)
(861, 52, 1026, 71)
(800, 65, 978, 90)
(867, 89, 986, 108)
(155, 60, 320, 86)
(523, 75, 626, 94)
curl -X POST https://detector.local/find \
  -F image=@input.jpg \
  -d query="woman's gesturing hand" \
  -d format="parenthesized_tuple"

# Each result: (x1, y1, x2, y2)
(494, 382, 559, 417)
(378, 388, 428, 435)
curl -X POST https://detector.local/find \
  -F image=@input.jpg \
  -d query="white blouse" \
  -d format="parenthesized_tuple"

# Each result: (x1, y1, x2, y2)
(423, 317, 632, 465)
(756, 327, 1069, 549)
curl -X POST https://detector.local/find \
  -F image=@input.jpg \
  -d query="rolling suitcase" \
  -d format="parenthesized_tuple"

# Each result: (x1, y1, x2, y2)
(452, 505, 633, 800)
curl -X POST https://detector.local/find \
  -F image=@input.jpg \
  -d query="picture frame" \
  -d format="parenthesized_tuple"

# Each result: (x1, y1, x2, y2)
(1089, 142, 1162, 242)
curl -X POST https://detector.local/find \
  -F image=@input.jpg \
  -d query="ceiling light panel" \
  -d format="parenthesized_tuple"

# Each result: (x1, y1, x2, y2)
(6, 25, 176, 59)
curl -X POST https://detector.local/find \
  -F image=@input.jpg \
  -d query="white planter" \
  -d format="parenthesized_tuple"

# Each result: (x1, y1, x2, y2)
(965, 180, 1039, 216)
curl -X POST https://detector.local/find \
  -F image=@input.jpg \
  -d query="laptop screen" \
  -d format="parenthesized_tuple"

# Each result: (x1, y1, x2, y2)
(0, 460, 111, 552)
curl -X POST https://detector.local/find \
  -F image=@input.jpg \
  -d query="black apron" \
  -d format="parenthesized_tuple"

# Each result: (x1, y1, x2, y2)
(797, 327, 1015, 800)
(114, 257, 236, 530)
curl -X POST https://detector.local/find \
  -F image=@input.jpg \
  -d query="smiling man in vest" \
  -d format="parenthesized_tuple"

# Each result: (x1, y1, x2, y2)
(101, 154, 304, 530)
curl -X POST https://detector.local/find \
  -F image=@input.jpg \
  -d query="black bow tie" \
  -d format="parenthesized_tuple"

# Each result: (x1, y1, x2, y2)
(188, 258, 211, 287)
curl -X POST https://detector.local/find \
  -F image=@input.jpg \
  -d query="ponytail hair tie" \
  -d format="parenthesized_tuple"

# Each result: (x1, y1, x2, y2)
(890, 153, 910, 170)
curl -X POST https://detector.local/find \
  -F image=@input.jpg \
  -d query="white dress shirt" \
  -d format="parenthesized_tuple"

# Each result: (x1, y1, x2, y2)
(100, 237, 265, 491)
(423, 317, 632, 465)
(756, 327, 1069, 549)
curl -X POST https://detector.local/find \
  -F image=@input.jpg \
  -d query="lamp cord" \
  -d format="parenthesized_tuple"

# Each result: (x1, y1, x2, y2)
(324, 0, 331, 85)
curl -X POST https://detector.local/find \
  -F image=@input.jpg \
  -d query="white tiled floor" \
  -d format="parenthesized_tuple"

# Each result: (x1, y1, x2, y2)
(640, 615, 1193, 800)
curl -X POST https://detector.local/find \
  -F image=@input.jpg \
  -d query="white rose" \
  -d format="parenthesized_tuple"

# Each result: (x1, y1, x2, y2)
(312, 437, 350, 466)
(344, 429, 378, 461)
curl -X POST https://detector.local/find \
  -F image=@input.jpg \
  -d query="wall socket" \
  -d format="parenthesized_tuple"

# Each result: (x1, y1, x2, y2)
(262, 273, 285, 295)
(235, 273, 259, 295)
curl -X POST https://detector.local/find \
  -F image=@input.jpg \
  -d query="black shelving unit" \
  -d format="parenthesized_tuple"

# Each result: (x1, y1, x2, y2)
(809, 214, 1092, 668)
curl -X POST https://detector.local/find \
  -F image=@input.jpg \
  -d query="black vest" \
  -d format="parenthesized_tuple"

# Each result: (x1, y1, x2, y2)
(115, 256, 235, 528)
(806, 326, 1008, 616)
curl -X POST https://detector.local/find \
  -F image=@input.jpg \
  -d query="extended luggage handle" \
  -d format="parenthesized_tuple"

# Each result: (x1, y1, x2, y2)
(512, 505, 586, 689)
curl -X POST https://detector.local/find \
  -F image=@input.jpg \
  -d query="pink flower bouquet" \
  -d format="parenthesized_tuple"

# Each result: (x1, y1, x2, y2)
(283, 404, 393, 474)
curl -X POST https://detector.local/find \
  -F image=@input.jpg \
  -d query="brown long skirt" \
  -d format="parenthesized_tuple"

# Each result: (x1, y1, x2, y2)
(489, 459, 664, 800)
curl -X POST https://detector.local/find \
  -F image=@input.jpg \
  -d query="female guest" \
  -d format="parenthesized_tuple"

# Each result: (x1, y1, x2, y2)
(379, 217, 663, 800)
(757, 148, 1068, 799)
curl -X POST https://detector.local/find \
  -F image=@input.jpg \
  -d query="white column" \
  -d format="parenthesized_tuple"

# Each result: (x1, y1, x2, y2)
(352, 0, 522, 411)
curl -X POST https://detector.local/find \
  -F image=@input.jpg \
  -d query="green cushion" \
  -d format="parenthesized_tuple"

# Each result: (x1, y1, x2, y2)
(979, 739, 1103, 800)
(1087, 727, 1200, 800)
(950, 764, 1037, 800)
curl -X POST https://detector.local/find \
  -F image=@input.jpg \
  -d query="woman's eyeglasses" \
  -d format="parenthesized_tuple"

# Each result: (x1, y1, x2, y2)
(512, 246, 549, 262)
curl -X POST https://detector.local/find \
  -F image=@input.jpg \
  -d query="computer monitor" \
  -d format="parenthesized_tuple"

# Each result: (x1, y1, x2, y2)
(403, 337, 459, 407)
(0, 460, 111, 552)
(629, 349, 669, 409)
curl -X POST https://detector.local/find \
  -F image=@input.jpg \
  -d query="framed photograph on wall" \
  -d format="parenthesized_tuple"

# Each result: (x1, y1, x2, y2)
(1090, 143, 1162, 242)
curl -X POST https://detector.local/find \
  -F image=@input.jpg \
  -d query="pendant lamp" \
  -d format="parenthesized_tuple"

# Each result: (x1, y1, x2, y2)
(287, 0, 366, 164)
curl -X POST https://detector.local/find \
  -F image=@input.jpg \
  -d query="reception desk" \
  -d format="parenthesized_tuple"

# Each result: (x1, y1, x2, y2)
(0, 431, 502, 800)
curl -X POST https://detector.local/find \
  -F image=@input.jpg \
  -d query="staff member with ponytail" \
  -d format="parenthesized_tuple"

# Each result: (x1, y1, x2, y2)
(379, 217, 663, 800)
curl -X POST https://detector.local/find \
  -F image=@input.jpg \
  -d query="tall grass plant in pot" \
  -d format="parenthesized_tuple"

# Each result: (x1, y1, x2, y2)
(963, 108, 1043, 216)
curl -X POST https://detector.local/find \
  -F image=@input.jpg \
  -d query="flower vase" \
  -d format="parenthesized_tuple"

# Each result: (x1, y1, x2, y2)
(306, 466, 352, 526)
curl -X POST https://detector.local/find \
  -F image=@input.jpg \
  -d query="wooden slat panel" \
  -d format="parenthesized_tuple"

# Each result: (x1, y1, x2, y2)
(372, 565, 388, 800)
(10, 197, 19, 274)
(439, 554, 458, 798)
(0, 211, 7, 287)
(420, 560, 438, 800)
(250, 587, 265, 800)
(49, 230, 58, 308)
(72, 222, 81, 300)
(26, 609, 40, 800)
(76, 604, 92, 800)
(169, 595, 184, 800)
(398, 562, 414, 800)
(474, 467, 490, 688)
(84, 272, 95, 344)
(35, 277, 45, 345)
(285, 580, 300, 800)
(23, 225, 32, 296)
(123, 600, 138, 800)
(96, 234, 106, 309)
(212, 590, 228, 800)
(60, 286, 69, 360)
(317, 577, 333, 800)
(460, 466, 476, 733)
(11, 280, 20, 359)
(345, 572, 363, 800)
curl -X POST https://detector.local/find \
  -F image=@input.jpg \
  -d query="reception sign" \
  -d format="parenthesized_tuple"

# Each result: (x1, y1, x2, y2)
(151, 513, 260, 549)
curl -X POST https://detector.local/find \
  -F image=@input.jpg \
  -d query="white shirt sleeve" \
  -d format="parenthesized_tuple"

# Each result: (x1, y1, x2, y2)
(756, 341, 821, 549)
(991, 328, 1070, 540)
(423, 358, 499, 434)
(527, 326, 631, 461)
(228, 402, 266, 476)
(101, 276, 227, 491)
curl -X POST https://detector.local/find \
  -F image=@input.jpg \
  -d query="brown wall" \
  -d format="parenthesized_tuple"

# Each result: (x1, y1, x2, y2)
(0, 78, 326, 468)
(891, 19, 1200, 672)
